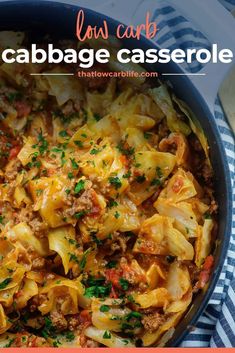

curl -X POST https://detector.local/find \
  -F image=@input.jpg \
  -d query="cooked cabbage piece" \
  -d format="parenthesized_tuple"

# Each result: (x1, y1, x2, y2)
(0, 34, 216, 348)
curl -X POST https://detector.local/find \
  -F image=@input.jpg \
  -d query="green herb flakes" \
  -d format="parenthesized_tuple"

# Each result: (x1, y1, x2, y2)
(100, 305, 110, 312)
(0, 278, 12, 290)
(119, 278, 129, 291)
(109, 176, 122, 190)
(74, 180, 85, 194)
(103, 331, 111, 339)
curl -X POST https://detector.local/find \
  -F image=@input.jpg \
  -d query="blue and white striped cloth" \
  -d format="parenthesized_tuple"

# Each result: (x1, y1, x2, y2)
(150, 0, 235, 347)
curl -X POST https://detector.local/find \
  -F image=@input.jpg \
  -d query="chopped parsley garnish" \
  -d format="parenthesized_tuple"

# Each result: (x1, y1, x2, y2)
(0, 278, 12, 290)
(80, 249, 91, 270)
(121, 311, 143, 332)
(117, 142, 135, 156)
(125, 231, 135, 237)
(66, 237, 80, 248)
(166, 255, 176, 263)
(69, 253, 79, 264)
(125, 311, 142, 321)
(156, 166, 163, 178)
(36, 189, 43, 196)
(4, 338, 15, 348)
(144, 132, 151, 139)
(84, 276, 106, 287)
(114, 211, 120, 219)
(91, 233, 103, 246)
(0, 215, 4, 224)
(123, 171, 131, 178)
(65, 189, 71, 195)
(27, 155, 41, 169)
(81, 109, 88, 123)
(74, 211, 87, 219)
(51, 147, 63, 153)
(70, 158, 79, 170)
(6, 91, 22, 103)
(68, 172, 74, 180)
(60, 150, 66, 166)
(204, 211, 212, 219)
(90, 148, 100, 155)
(119, 278, 129, 291)
(150, 178, 161, 186)
(134, 163, 141, 168)
(106, 260, 117, 269)
(37, 131, 48, 155)
(59, 130, 69, 138)
(74, 140, 83, 148)
(74, 180, 85, 194)
(85, 283, 111, 298)
(109, 176, 122, 190)
(94, 113, 102, 121)
(53, 340, 61, 347)
(103, 331, 111, 339)
(135, 175, 146, 183)
(127, 295, 136, 304)
(122, 339, 130, 345)
(107, 199, 118, 208)
(42, 316, 55, 339)
(67, 238, 75, 245)
(65, 331, 75, 342)
(100, 305, 110, 312)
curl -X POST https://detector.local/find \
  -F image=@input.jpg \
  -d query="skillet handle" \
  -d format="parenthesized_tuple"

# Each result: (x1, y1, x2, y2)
(164, 0, 235, 114)
(94, 0, 235, 114)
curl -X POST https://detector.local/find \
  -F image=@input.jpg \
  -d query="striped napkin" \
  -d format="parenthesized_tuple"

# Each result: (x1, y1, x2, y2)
(149, 0, 235, 347)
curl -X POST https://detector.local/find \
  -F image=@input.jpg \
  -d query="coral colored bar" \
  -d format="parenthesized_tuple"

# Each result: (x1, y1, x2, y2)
(3, 349, 235, 352)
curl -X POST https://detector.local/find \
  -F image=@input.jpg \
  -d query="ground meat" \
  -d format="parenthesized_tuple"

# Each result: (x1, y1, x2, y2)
(16, 207, 48, 238)
(0, 141, 10, 168)
(50, 310, 68, 332)
(62, 186, 98, 219)
(32, 257, 46, 270)
(85, 339, 100, 348)
(142, 191, 162, 214)
(27, 336, 48, 347)
(61, 100, 76, 115)
(210, 199, 218, 214)
(4, 159, 21, 181)
(120, 257, 146, 286)
(16, 206, 34, 222)
(23, 316, 45, 330)
(156, 119, 170, 140)
(67, 315, 80, 331)
(141, 312, 166, 333)
(159, 132, 190, 167)
(12, 333, 48, 347)
(189, 134, 203, 153)
(28, 294, 47, 312)
(110, 235, 127, 254)
(45, 273, 55, 280)
(79, 66, 110, 90)
(186, 262, 200, 283)
(202, 163, 213, 183)
(79, 330, 99, 348)
(102, 232, 129, 255)
(28, 217, 48, 238)
(75, 189, 94, 210)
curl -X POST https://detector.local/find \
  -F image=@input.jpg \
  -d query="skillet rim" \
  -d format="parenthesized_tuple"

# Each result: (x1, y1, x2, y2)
(0, 0, 232, 347)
